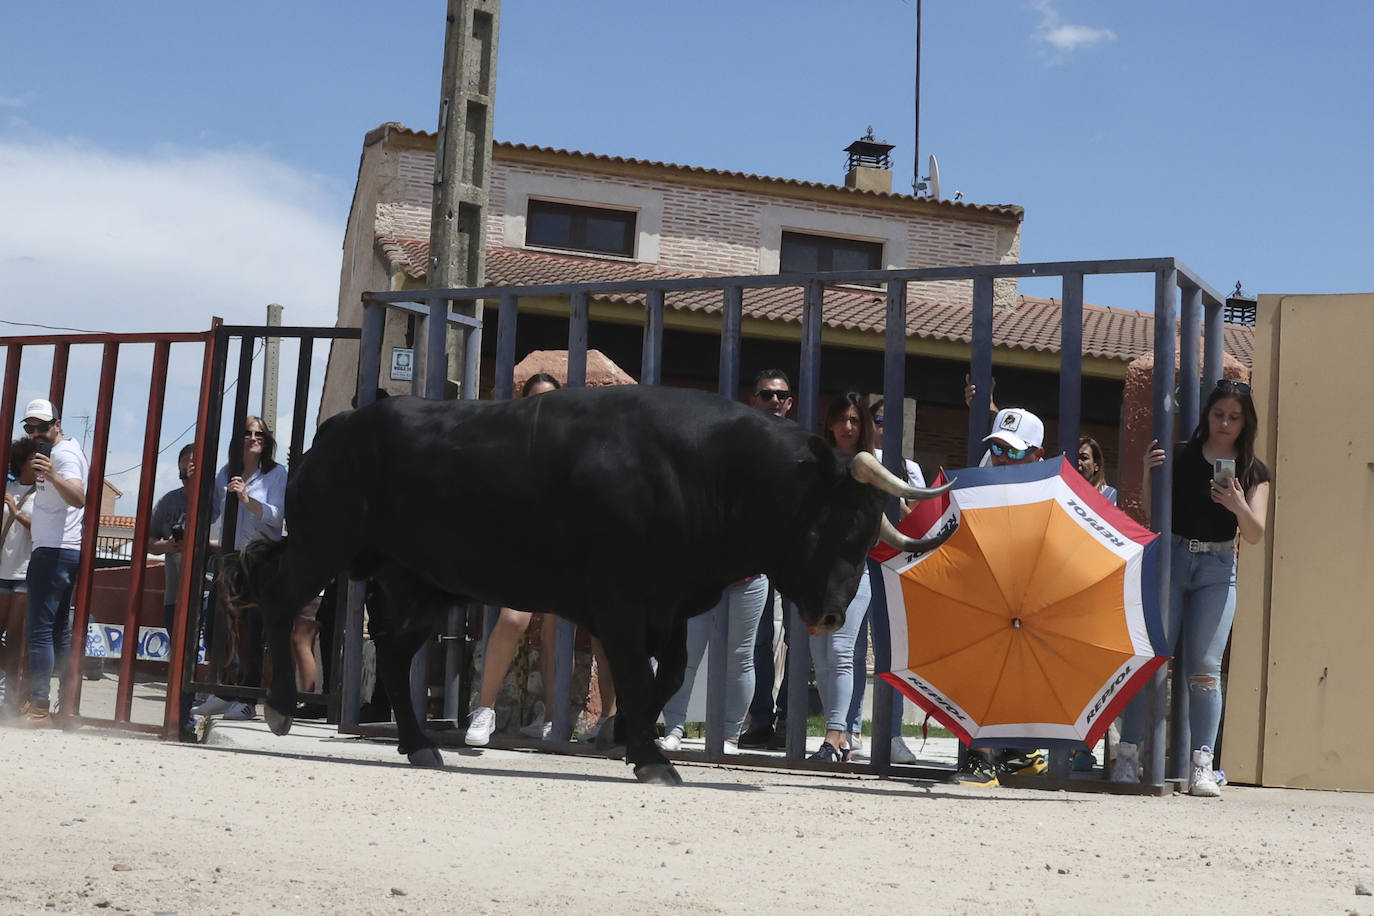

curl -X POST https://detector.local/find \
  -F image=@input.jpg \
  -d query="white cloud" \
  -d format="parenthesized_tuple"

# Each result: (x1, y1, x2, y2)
(1030, 1, 1117, 60)
(0, 138, 342, 333)
(0, 138, 345, 514)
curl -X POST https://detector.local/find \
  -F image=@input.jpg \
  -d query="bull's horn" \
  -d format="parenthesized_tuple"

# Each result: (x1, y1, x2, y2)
(878, 514, 957, 556)
(850, 451, 955, 500)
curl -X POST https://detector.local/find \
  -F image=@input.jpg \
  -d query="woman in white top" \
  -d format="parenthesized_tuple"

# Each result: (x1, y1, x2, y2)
(200, 416, 288, 720)
(1, 439, 39, 711)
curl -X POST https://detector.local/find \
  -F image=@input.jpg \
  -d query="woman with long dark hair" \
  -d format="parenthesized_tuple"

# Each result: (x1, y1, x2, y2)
(1114, 379, 1271, 797)
(807, 392, 880, 763)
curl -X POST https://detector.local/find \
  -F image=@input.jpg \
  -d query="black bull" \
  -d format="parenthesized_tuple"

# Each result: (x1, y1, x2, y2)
(227, 385, 954, 785)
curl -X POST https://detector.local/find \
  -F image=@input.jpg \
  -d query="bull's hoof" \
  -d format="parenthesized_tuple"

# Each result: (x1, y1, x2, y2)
(407, 747, 445, 768)
(264, 705, 293, 736)
(633, 762, 684, 786)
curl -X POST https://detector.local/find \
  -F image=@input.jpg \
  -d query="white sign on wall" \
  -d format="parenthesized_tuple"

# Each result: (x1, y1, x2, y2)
(390, 347, 414, 382)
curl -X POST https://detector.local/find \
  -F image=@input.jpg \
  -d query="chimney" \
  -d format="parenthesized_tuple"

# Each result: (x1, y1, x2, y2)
(844, 127, 895, 193)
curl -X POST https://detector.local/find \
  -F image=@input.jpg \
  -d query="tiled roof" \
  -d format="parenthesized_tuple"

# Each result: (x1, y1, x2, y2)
(366, 122, 1023, 220)
(374, 235, 1253, 367)
(98, 515, 137, 530)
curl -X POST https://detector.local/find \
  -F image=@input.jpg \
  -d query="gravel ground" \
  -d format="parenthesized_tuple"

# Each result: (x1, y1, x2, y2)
(1, 717, 1372, 915)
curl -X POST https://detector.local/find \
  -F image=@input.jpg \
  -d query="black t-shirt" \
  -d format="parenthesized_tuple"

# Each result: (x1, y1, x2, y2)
(1170, 442, 1270, 542)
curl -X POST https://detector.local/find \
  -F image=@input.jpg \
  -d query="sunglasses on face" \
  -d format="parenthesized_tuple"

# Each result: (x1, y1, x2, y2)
(989, 441, 1030, 460)
(873, 415, 884, 426)
(23, 420, 53, 435)
(754, 389, 791, 401)
(244, 430, 266, 440)
(1215, 379, 1252, 395)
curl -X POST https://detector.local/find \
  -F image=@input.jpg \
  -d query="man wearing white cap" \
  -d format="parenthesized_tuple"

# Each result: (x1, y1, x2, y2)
(979, 406, 1045, 468)
(15, 397, 88, 727)
(951, 406, 1048, 785)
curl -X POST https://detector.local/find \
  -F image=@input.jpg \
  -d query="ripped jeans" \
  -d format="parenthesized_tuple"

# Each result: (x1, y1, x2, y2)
(1121, 535, 1236, 751)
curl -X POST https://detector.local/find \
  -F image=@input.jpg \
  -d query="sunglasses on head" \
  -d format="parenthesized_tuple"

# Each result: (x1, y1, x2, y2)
(989, 441, 1030, 460)
(1215, 379, 1252, 396)
(244, 430, 266, 440)
(23, 420, 53, 435)
(754, 389, 791, 401)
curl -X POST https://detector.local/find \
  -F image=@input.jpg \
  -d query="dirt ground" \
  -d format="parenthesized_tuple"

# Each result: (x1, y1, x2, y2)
(1, 719, 1371, 915)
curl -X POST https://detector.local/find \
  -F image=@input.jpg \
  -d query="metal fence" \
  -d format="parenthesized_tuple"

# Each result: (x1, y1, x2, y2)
(350, 256, 1228, 788)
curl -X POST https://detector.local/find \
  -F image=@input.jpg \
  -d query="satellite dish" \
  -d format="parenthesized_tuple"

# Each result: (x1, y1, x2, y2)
(927, 154, 941, 201)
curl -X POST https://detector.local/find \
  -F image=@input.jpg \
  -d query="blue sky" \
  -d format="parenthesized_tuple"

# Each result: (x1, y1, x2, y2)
(2, 0, 1371, 505)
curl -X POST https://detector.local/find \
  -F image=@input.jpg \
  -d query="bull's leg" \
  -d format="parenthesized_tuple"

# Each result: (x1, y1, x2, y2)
(648, 616, 689, 725)
(262, 609, 297, 737)
(596, 624, 683, 786)
(371, 571, 445, 768)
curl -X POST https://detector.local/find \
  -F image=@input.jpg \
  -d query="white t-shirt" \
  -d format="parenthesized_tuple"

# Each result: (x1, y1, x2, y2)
(0, 480, 37, 580)
(874, 448, 927, 488)
(30, 438, 89, 550)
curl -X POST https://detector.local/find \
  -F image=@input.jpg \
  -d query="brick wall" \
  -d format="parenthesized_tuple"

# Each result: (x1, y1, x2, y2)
(392, 148, 1017, 309)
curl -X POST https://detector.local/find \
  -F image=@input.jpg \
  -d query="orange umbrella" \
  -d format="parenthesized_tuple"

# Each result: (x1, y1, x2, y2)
(873, 457, 1167, 750)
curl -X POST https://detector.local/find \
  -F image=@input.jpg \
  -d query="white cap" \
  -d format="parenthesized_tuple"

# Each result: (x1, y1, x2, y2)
(983, 407, 1044, 451)
(23, 398, 56, 422)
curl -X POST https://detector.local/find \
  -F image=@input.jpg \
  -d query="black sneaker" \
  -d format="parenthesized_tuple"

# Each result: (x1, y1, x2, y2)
(997, 750, 1047, 777)
(948, 755, 1000, 787)
(737, 723, 774, 749)
(767, 718, 787, 750)
(809, 741, 842, 763)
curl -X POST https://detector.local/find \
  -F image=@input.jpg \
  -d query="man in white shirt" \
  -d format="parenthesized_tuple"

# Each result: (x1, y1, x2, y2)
(18, 398, 88, 727)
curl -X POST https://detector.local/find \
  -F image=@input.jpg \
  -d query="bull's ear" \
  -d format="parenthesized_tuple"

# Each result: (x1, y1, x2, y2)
(805, 435, 842, 479)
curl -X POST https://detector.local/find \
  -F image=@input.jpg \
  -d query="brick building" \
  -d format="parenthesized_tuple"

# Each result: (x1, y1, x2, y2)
(322, 123, 1251, 484)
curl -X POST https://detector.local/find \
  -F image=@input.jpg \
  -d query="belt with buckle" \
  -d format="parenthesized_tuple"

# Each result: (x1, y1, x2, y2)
(1175, 535, 1236, 553)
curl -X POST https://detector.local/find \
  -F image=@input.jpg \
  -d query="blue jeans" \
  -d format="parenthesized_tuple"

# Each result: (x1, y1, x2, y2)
(25, 547, 80, 706)
(747, 583, 787, 727)
(1121, 536, 1237, 751)
(663, 575, 770, 739)
(809, 568, 871, 734)
(848, 559, 904, 737)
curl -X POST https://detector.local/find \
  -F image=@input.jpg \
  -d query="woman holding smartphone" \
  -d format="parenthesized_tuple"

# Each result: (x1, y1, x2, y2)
(1113, 378, 1271, 797)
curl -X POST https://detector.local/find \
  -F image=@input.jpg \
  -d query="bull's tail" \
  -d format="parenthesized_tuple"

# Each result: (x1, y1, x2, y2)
(220, 536, 293, 613)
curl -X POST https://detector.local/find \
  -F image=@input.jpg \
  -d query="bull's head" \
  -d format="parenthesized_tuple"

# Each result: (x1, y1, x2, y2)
(773, 448, 955, 636)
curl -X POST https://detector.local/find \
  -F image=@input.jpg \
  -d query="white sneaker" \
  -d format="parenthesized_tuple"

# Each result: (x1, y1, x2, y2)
(191, 694, 232, 717)
(722, 738, 740, 756)
(849, 732, 864, 754)
(1111, 741, 1141, 783)
(518, 719, 552, 740)
(890, 736, 917, 764)
(222, 701, 256, 721)
(465, 706, 496, 747)
(656, 731, 682, 752)
(1189, 746, 1221, 797)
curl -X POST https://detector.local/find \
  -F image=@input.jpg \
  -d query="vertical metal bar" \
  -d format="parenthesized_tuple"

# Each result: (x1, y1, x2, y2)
(187, 324, 231, 717)
(289, 336, 314, 464)
(641, 288, 665, 386)
(62, 342, 119, 715)
(785, 280, 824, 759)
(783, 599, 810, 761)
(339, 579, 367, 731)
(717, 285, 742, 399)
(1145, 263, 1179, 787)
(220, 334, 257, 554)
(425, 296, 449, 401)
(797, 281, 823, 432)
(116, 341, 170, 723)
(550, 617, 576, 742)
(566, 291, 589, 388)
(1058, 272, 1085, 459)
(165, 325, 221, 738)
(966, 276, 994, 466)
(48, 341, 70, 415)
(1178, 284, 1203, 437)
(1202, 298, 1225, 393)
(493, 293, 518, 400)
(357, 300, 385, 409)
(443, 605, 462, 722)
(463, 322, 481, 400)
(704, 284, 744, 756)
(0, 343, 22, 497)
(873, 278, 909, 774)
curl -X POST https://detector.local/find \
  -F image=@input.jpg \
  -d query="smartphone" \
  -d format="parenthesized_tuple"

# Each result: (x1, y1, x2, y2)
(1213, 458, 1236, 488)
(35, 440, 53, 458)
